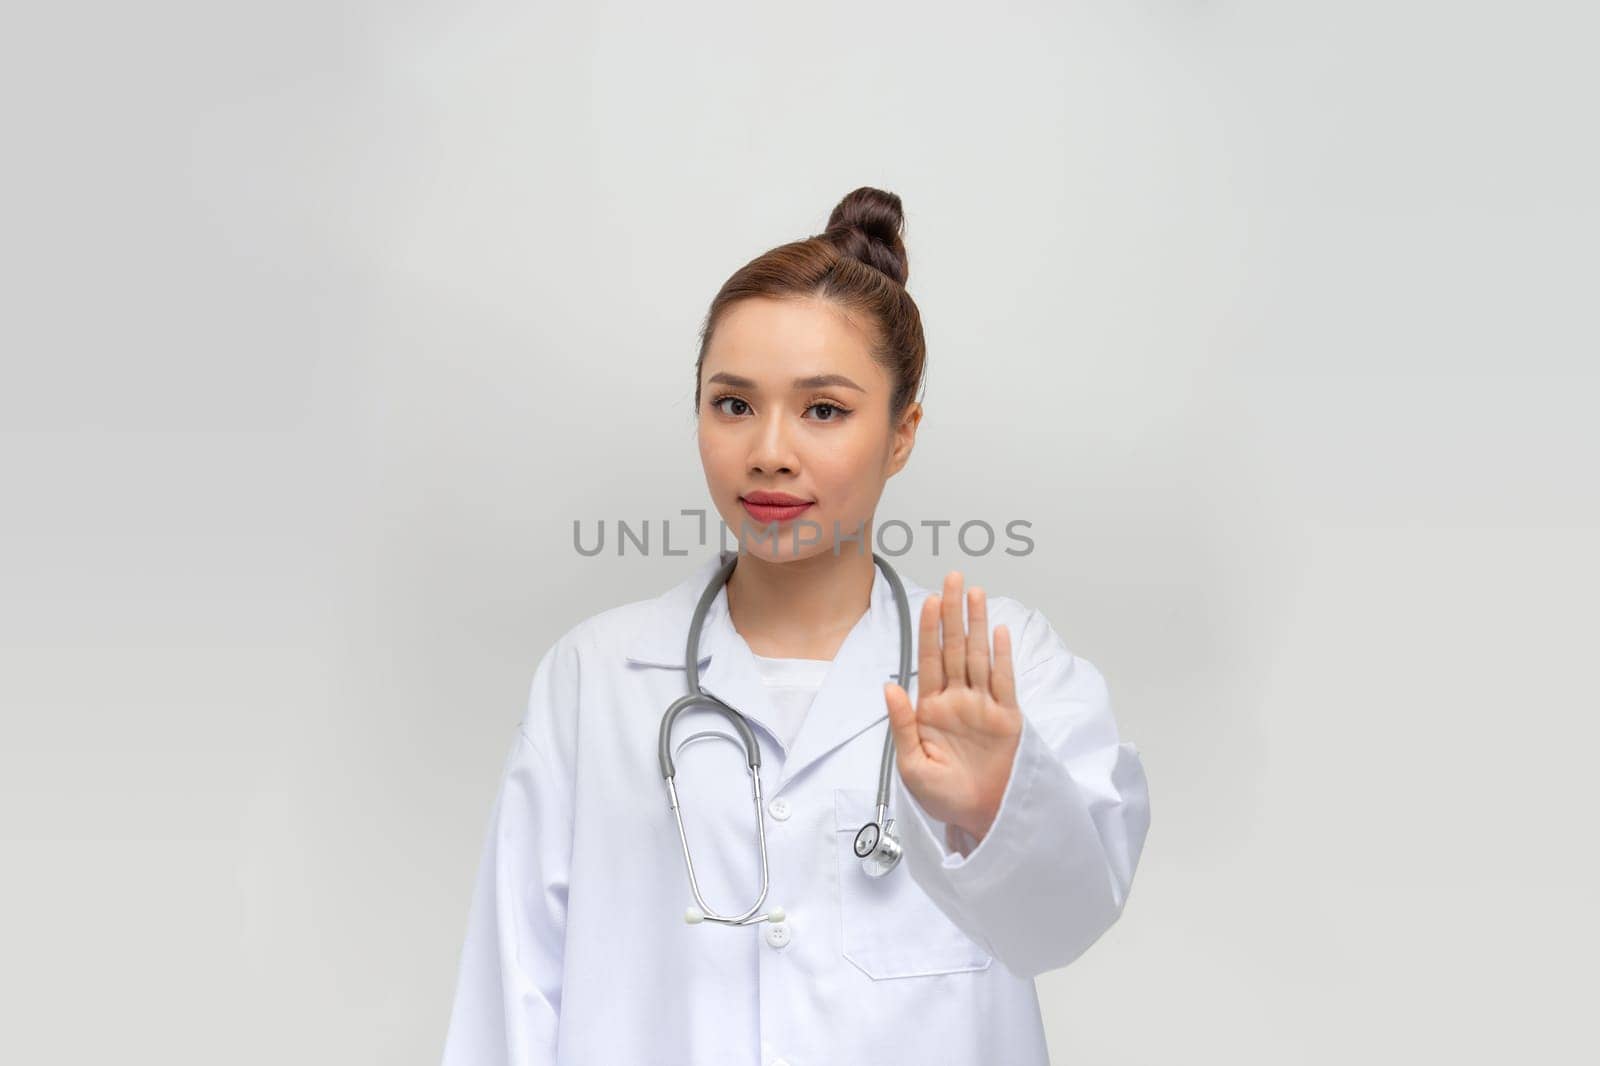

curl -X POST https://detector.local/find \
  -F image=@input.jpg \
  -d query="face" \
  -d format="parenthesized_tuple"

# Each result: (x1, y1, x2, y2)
(697, 296, 920, 563)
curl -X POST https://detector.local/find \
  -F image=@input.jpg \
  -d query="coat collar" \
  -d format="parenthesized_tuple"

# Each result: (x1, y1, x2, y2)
(626, 549, 928, 790)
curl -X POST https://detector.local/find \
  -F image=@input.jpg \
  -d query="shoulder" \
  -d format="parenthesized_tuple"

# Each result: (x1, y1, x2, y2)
(521, 556, 712, 692)
(901, 571, 1083, 681)
(527, 592, 659, 678)
(914, 576, 1110, 711)
(989, 592, 1112, 720)
(514, 587, 667, 757)
(992, 593, 1079, 680)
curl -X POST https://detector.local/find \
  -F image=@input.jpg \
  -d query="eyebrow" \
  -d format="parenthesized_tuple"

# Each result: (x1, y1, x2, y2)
(705, 372, 866, 392)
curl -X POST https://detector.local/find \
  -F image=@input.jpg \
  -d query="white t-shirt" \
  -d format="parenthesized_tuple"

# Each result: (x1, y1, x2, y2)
(749, 652, 831, 752)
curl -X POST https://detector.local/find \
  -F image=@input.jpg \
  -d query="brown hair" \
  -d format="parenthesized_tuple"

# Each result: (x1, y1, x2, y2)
(693, 186, 927, 420)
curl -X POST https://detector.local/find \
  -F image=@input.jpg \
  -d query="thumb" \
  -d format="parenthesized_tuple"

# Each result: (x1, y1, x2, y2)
(884, 682, 923, 769)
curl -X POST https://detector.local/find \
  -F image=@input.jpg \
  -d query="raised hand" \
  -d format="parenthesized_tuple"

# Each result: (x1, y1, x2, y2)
(884, 571, 1024, 844)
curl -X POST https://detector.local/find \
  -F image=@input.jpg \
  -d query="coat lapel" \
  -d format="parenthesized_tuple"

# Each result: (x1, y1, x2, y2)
(624, 550, 926, 791)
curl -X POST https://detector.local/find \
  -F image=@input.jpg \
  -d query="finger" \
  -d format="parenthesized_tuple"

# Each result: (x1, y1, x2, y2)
(884, 682, 924, 767)
(966, 585, 990, 693)
(918, 594, 944, 692)
(991, 623, 1019, 709)
(941, 571, 967, 687)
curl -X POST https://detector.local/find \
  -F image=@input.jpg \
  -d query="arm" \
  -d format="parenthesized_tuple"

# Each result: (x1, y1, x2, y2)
(888, 600, 1152, 978)
(440, 644, 576, 1065)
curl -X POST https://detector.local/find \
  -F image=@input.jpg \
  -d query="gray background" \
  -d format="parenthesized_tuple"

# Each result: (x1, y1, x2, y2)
(2, 1, 1595, 1062)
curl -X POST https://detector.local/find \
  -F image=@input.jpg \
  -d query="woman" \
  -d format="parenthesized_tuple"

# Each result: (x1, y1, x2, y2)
(441, 187, 1151, 1066)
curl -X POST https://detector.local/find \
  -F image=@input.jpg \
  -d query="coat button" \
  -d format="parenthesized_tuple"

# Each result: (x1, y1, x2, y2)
(764, 922, 791, 949)
(768, 797, 791, 821)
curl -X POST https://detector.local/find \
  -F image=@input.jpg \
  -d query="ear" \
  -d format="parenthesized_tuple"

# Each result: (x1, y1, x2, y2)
(886, 401, 923, 477)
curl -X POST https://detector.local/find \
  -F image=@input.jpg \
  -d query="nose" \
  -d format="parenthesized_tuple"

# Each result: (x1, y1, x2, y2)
(748, 409, 799, 475)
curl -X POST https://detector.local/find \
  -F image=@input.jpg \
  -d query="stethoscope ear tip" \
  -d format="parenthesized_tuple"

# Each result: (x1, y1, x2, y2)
(683, 904, 785, 925)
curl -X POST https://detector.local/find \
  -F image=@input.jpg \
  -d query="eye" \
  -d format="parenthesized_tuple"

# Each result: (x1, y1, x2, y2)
(806, 401, 851, 422)
(709, 393, 852, 422)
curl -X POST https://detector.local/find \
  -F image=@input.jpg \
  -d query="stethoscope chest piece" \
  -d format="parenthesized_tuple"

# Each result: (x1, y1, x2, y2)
(854, 818, 903, 878)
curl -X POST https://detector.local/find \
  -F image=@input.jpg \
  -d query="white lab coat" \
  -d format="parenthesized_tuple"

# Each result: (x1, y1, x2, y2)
(441, 550, 1151, 1066)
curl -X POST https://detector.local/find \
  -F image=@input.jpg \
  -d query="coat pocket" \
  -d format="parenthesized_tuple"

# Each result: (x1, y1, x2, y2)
(833, 788, 993, 980)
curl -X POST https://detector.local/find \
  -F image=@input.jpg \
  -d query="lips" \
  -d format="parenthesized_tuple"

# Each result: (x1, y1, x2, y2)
(740, 491, 814, 524)
(742, 491, 811, 506)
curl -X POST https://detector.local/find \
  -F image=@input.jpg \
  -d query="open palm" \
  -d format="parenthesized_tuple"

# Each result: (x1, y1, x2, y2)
(884, 571, 1024, 843)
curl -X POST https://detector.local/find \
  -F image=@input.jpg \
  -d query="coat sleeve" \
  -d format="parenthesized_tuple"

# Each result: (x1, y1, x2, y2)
(888, 606, 1152, 978)
(440, 641, 577, 1066)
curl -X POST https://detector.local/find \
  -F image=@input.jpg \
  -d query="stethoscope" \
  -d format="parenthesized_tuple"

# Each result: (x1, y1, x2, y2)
(658, 551, 911, 927)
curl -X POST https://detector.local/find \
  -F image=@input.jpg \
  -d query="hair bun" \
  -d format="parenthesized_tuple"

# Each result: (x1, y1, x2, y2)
(823, 186, 909, 286)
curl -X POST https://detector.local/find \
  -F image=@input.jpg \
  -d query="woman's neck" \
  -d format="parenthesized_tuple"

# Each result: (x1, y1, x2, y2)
(724, 548, 876, 660)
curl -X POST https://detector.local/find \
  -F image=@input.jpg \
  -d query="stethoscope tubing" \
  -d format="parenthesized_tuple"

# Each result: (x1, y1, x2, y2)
(658, 551, 911, 926)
